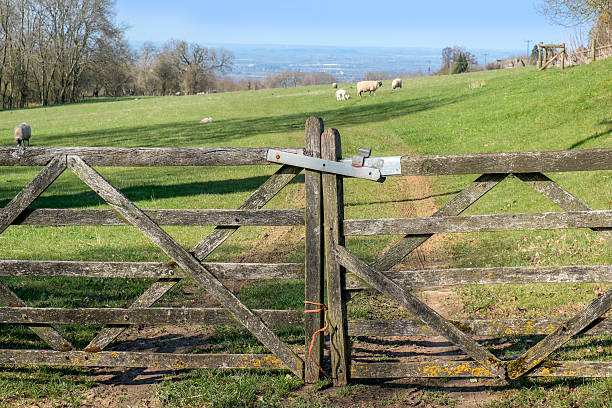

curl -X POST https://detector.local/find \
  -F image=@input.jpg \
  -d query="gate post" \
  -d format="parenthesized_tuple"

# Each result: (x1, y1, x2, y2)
(304, 116, 325, 383)
(321, 128, 350, 386)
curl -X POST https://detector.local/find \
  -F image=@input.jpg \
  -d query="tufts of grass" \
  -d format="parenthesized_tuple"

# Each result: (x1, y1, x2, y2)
(0, 366, 94, 408)
(155, 369, 303, 408)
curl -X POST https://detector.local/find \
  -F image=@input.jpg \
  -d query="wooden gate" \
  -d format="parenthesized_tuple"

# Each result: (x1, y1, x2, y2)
(0, 117, 329, 382)
(318, 129, 612, 384)
(2, 117, 612, 385)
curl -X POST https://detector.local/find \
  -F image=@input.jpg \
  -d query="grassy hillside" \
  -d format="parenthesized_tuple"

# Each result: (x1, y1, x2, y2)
(0, 58, 611, 407)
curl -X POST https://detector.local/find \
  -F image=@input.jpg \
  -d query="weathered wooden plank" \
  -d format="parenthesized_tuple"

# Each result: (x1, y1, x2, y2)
(0, 260, 304, 280)
(516, 173, 593, 212)
(0, 307, 304, 326)
(192, 165, 302, 259)
(372, 174, 508, 271)
(400, 149, 612, 175)
(85, 279, 180, 352)
(67, 155, 304, 378)
(0, 155, 66, 234)
(351, 360, 612, 379)
(344, 210, 612, 236)
(0, 281, 73, 351)
(304, 116, 325, 383)
(516, 172, 611, 239)
(322, 128, 351, 386)
(0, 350, 288, 370)
(348, 317, 612, 337)
(335, 245, 506, 378)
(346, 264, 612, 290)
(12, 208, 304, 226)
(0, 147, 304, 167)
(506, 287, 612, 379)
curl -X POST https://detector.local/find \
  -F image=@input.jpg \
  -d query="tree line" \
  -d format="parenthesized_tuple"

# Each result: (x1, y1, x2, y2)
(0, 0, 237, 109)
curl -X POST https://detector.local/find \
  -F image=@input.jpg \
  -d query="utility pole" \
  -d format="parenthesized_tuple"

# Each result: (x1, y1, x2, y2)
(483, 53, 488, 65)
(525, 40, 531, 57)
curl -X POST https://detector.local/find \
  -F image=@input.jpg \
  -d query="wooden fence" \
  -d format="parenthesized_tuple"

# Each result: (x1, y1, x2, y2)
(0, 118, 327, 383)
(1, 116, 611, 386)
(319, 130, 612, 385)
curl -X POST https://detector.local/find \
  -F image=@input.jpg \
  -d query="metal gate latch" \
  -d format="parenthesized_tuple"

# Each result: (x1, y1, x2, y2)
(267, 148, 401, 182)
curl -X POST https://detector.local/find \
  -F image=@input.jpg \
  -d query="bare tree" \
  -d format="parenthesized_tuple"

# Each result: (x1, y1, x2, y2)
(174, 41, 233, 93)
(539, 0, 611, 26)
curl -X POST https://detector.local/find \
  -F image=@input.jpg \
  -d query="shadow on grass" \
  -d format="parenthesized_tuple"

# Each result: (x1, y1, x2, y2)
(569, 120, 612, 149)
(2, 174, 301, 208)
(43, 94, 468, 146)
(345, 190, 463, 207)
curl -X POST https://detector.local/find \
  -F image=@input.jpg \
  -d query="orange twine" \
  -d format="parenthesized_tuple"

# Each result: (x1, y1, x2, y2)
(304, 301, 330, 378)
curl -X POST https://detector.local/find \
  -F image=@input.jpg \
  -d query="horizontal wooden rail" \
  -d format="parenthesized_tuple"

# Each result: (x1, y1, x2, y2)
(0, 307, 303, 326)
(346, 265, 612, 289)
(0, 147, 304, 167)
(400, 148, 612, 175)
(3, 147, 610, 175)
(348, 317, 612, 337)
(12, 208, 304, 226)
(351, 360, 612, 378)
(344, 210, 612, 235)
(0, 350, 287, 370)
(0, 260, 304, 280)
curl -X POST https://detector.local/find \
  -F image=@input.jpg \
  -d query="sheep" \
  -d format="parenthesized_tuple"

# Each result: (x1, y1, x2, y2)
(392, 78, 402, 90)
(200, 117, 214, 124)
(175, 91, 183, 96)
(14, 123, 31, 147)
(332, 82, 338, 89)
(335, 89, 350, 101)
(356, 80, 383, 97)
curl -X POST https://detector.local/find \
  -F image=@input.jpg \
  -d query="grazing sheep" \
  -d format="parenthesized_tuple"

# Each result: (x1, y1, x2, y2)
(175, 91, 183, 96)
(200, 117, 214, 124)
(14, 123, 31, 147)
(335, 89, 350, 101)
(356, 80, 383, 97)
(392, 78, 402, 90)
(332, 82, 338, 89)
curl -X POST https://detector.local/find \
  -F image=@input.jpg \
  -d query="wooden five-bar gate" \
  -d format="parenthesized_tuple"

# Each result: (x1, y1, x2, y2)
(0, 116, 611, 385)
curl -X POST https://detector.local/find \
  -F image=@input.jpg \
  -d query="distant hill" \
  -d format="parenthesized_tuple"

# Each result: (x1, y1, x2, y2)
(129, 42, 522, 81)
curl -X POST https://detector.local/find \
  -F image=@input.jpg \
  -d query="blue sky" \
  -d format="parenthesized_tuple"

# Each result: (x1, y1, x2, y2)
(115, 0, 580, 51)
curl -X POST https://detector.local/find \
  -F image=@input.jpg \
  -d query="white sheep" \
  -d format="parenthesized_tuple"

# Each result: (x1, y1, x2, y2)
(392, 78, 402, 90)
(14, 123, 31, 147)
(335, 89, 350, 101)
(332, 82, 338, 89)
(200, 117, 214, 124)
(357, 80, 383, 97)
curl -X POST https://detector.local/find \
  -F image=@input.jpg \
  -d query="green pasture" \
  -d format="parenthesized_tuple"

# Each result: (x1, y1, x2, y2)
(0, 58, 611, 407)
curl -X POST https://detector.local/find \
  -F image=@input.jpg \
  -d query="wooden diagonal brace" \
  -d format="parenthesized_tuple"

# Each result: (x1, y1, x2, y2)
(192, 164, 302, 259)
(506, 287, 612, 379)
(86, 163, 302, 351)
(67, 155, 304, 378)
(517, 172, 611, 239)
(0, 155, 66, 234)
(84, 279, 180, 352)
(0, 279, 73, 351)
(335, 245, 506, 379)
(372, 174, 508, 271)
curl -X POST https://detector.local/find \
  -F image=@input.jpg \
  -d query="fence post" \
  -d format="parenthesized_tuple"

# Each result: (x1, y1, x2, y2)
(304, 116, 325, 383)
(592, 39, 597, 62)
(538, 43, 543, 69)
(322, 128, 350, 386)
(561, 43, 565, 70)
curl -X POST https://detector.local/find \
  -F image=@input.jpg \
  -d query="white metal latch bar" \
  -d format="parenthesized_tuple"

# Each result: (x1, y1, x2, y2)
(267, 149, 384, 182)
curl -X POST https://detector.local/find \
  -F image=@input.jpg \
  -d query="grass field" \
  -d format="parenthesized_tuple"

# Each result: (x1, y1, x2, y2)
(0, 58, 611, 407)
